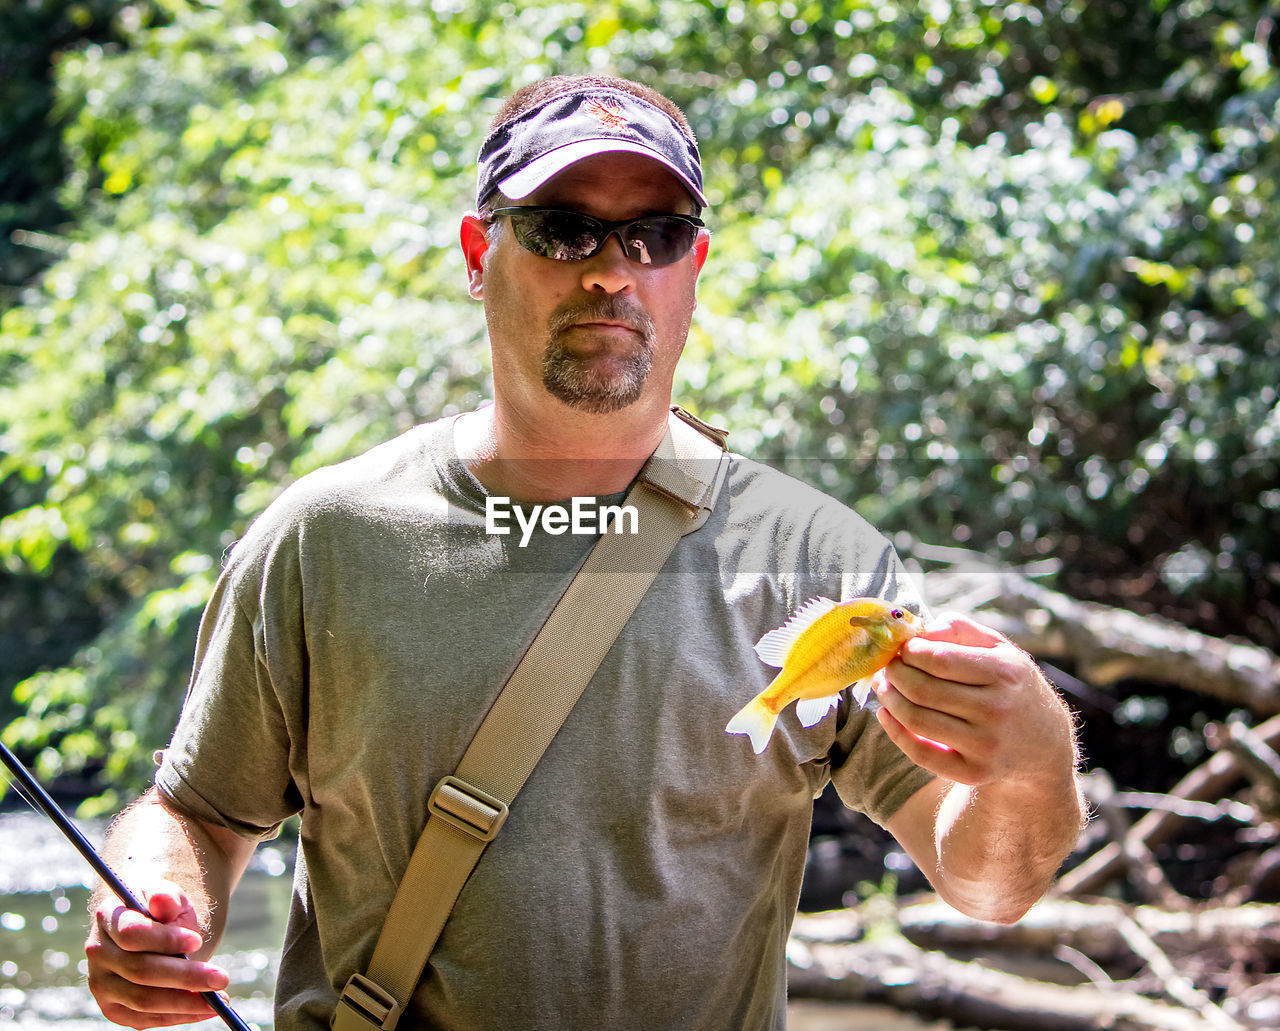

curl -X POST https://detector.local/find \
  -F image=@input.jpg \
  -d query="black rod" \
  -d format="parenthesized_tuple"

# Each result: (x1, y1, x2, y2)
(0, 740, 254, 1031)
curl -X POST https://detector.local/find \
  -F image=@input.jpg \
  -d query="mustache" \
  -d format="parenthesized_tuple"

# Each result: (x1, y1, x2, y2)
(547, 296, 655, 339)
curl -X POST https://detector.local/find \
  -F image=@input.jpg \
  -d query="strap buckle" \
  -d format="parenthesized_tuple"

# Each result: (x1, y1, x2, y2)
(669, 404, 728, 449)
(427, 775, 509, 842)
(333, 973, 402, 1030)
(640, 410, 728, 515)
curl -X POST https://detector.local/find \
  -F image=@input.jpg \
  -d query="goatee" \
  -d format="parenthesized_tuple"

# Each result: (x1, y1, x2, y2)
(542, 296, 656, 414)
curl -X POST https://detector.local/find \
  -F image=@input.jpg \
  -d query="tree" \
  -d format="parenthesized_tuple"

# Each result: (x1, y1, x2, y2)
(2, 0, 1277, 806)
(0, 0, 136, 308)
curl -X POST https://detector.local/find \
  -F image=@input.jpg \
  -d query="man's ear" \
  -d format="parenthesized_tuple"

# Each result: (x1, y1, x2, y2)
(687, 230, 710, 313)
(460, 215, 490, 299)
(691, 229, 711, 280)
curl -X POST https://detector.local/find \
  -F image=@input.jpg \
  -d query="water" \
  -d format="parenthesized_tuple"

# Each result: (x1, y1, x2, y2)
(0, 811, 940, 1030)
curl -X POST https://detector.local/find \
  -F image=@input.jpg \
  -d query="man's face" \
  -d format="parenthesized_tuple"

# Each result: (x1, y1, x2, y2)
(463, 152, 709, 417)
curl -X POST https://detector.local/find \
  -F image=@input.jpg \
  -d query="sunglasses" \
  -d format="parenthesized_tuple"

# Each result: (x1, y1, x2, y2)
(491, 207, 706, 267)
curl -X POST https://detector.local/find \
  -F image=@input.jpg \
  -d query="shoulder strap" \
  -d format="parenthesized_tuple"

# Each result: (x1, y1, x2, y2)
(332, 407, 729, 1031)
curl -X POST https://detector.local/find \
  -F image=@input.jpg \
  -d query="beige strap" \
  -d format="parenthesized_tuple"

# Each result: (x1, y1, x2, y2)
(332, 407, 728, 1031)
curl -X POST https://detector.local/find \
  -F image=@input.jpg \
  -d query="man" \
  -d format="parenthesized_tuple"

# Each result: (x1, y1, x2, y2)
(85, 74, 1084, 1030)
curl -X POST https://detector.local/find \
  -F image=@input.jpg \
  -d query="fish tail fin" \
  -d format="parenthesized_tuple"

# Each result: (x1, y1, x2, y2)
(725, 697, 779, 755)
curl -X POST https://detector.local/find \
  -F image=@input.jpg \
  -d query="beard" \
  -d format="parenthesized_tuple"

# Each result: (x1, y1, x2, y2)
(541, 296, 657, 414)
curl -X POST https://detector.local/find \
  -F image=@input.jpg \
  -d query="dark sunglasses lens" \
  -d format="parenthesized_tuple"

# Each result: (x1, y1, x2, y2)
(508, 211, 699, 266)
(620, 218, 699, 267)
(509, 210, 600, 261)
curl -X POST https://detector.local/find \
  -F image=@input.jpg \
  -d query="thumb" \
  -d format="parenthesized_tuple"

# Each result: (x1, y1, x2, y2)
(143, 879, 200, 929)
(918, 612, 1008, 649)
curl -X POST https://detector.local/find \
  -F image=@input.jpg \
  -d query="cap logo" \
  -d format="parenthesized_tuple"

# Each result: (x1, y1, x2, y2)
(584, 97, 630, 130)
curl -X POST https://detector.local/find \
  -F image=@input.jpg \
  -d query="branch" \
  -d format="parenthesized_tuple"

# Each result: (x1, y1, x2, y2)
(1207, 718, 1280, 810)
(794, 898, 1280, 965)
(787, 931, 1221, 1031)
(916, 550, 1280, 715)
(1086, 769, 1186, 908)
(1058, 713, 1280, 896)
(1115, 914, 1244, 1030)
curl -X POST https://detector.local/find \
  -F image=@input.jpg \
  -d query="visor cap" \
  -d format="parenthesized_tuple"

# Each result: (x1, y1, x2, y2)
(477, 86, 706, 209)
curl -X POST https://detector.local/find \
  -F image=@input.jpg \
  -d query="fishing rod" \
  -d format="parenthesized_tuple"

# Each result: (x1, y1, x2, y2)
(0, 739, 254, 1031)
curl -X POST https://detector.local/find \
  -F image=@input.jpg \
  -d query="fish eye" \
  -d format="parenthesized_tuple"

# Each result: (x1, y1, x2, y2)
(891, 609, 904, 619)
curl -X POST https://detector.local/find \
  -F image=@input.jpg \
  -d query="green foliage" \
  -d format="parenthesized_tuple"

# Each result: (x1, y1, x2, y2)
(0, 0, 136, 306)
(2, 0, 1278, 804)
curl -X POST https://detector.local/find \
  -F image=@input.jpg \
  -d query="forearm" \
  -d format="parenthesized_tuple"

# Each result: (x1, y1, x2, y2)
(932, 772, 1085, 923)
(94, 787, 252, 956)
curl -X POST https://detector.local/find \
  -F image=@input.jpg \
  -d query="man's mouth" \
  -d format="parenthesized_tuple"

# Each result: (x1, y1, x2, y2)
(548, 297, 655, 343)
(575, 320, 637, 332)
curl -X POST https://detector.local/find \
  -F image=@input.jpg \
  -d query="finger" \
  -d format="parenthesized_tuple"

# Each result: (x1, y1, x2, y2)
(91, 913, 229, 990)
(142, 879, 205, 932)
(874, 700, 1006, 787)
(884, 655, 984, 714)
(106, 905, 205, 957)
(918, 613, 1009, 648)
(144, 888, 188, 925)
(106, 948, 230, 993)
(90, 971, 219, 1030)
(898, 634, 1022, 687)
(878, 663, 1012, 764)
(93, 969, 221, 1011)
(87, 958, 224, 1029)
(874, 670, 979, 748)
(881, 656, 1006, 735)
(94, 1004, 214, 1031)
(874, 704, 976, 782)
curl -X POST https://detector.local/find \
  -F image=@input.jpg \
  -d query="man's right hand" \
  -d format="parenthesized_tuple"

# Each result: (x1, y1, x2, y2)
(85, 880, 230, 1029)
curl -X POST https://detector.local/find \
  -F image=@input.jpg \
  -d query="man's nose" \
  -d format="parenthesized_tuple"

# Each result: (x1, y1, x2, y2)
(580, 233, 637, 294)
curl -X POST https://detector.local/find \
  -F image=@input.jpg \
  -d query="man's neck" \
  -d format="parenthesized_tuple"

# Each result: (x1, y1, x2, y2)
(455, 401, 669, 502)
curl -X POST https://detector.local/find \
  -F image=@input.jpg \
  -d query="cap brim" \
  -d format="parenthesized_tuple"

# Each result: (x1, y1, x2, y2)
(497, 138, 708, 207)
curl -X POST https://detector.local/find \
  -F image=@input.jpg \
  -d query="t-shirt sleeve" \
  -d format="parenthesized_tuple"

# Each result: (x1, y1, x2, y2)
(828, 708, 935, 827)
(155, 524, 305, 840)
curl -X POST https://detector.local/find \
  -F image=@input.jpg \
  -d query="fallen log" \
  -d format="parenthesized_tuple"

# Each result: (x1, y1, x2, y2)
(793, 898, 1280, 964)
(786, 932, 1223, 1031)
(914, 547, 1280, 715)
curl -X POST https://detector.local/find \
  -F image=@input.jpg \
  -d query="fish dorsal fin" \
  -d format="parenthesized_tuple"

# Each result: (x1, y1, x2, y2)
(795, 693, 841, 728)
(753, 596, 838, 668)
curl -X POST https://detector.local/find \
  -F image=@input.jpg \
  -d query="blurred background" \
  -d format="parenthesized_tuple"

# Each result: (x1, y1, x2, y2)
(2, 1, 1278, 1027)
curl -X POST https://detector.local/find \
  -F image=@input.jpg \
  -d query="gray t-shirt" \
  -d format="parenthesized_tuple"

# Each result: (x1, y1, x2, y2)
(157, 414, 933, 1031)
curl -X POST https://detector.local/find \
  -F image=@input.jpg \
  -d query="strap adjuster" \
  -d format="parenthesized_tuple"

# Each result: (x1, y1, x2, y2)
(428, 776, 509, 842)
(334, 973, 401, 1030)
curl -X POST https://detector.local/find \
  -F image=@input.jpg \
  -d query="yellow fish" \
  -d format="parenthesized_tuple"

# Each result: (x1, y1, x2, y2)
(726, 597, 923, 754)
